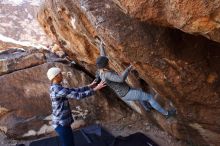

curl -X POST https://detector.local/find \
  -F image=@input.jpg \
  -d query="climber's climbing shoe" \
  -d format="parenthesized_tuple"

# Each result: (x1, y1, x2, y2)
(165, 108, 176, 119)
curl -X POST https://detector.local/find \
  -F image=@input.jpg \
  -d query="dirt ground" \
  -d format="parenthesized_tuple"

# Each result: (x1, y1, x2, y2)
(0, 112, 188, 146)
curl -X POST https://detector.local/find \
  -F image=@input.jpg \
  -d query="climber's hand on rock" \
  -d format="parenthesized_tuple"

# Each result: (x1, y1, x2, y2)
(100, 39, 104, 46)
(128, 65, 133, 71)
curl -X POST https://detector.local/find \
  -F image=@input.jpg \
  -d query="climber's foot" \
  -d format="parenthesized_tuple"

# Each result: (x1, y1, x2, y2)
(165, 108, 176, 119)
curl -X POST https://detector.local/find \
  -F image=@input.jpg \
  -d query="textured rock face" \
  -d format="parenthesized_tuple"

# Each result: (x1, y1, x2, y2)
(38, 0, 220, 145)
(0, 49, 131, 139)
(0, 49, 46, 75)
(115, 0, 220, 43)
(0, 40, 25, 50)
(0, 0, 51, 47)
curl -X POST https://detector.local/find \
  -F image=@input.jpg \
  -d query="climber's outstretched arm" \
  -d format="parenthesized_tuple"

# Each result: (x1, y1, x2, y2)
(99, 41, 106, 57)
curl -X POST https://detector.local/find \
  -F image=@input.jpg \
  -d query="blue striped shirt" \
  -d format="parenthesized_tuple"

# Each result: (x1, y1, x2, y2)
(49, 83, 94, 128)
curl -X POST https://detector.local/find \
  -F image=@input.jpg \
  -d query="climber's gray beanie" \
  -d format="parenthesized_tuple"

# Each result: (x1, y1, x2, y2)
(96, 56, 109, 69)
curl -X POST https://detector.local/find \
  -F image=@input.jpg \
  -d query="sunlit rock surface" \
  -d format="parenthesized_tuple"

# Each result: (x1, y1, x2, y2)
(114, 0, 220, 43)
(37, 0, 220, 145)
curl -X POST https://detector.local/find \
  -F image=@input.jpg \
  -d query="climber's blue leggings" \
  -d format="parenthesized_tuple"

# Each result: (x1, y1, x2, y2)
(122, 89, 168, 115)
(55, 125, 75, 146)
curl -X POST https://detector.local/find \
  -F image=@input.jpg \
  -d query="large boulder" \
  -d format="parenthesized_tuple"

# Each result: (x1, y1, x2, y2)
(0, 0, 50, 46)
(0, 60, 131, 139)
(114, 0, 220, 43)
(0, 49, 185, 146)
(37, 0, 220, 145)
(0, 49, 46, 75)
(0, 49, 131, 139)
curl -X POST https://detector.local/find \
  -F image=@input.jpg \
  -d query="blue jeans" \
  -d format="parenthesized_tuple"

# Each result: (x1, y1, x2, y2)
(55, 125, 75, 146)
(122, 89, 168, 115)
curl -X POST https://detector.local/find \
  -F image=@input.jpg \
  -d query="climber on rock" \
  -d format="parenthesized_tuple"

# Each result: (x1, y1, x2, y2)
(47, 67, 106, 146)
(94, 37, 176, 118)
